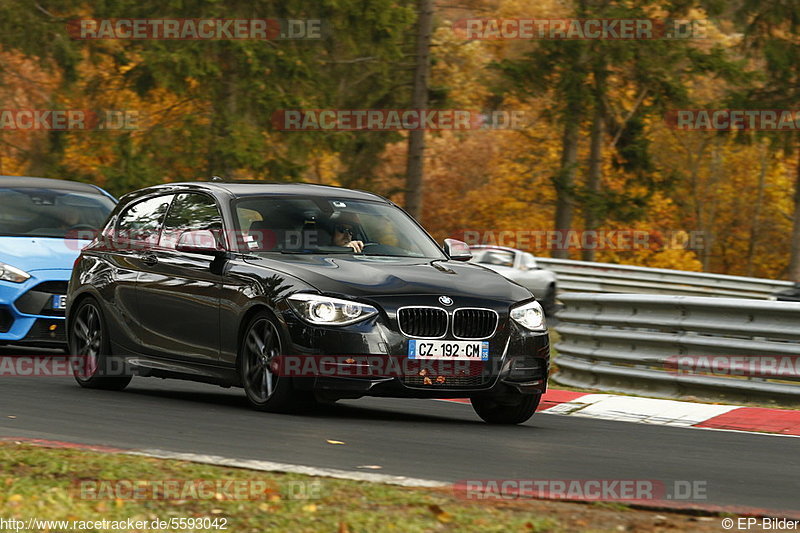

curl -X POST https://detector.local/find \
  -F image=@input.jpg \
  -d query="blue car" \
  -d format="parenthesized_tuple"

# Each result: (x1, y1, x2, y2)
(0, 176, 116, 347)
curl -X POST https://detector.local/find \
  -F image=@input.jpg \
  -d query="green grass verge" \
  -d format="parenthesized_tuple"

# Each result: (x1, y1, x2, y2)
(0, 442, 726, 533)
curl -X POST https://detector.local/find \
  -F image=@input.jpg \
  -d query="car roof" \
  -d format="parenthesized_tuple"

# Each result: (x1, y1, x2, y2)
(0, 175, 107, 194)
(135, 181, 389, 202)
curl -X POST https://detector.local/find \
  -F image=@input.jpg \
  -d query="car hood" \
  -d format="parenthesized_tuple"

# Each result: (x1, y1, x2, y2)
(0, 236, 88, 272)
(245, 254, 533, 302)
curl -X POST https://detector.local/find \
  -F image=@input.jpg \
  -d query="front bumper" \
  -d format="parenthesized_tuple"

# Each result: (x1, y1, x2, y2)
(277, 300, 550, 399)
(0, 270, 70, 346)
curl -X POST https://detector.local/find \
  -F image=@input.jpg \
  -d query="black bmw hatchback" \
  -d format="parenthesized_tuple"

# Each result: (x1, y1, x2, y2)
(66, 182, 549, 424)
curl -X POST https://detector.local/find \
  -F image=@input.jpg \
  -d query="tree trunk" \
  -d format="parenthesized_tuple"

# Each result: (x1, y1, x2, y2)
(701, 139, 722, 271)
(746, 141, 768, 276)
(550, 38, 586, 259)
(207, 48, 236, 177)
(404, 0, 434, 220)
(582, 64, 606, 262)
(26, 131, 60, 177)
(552, 123, 579, 258)
(788, 144, 800, 281)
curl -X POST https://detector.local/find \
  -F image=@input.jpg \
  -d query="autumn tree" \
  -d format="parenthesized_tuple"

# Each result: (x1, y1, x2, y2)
(0, 0, 418, 195)
(733, 0, 800, 280)
(497, 0, 740, 260)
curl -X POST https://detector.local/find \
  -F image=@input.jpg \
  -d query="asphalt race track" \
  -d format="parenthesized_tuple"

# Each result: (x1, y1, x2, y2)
(0, 348, 796, 515)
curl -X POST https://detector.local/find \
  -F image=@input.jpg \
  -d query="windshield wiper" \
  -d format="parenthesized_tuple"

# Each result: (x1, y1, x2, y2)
(279, 249, 354, 254)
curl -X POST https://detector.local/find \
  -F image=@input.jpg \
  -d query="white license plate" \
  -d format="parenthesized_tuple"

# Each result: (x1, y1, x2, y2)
(52, 295, 67, 310)
(408, 339, 489, 361)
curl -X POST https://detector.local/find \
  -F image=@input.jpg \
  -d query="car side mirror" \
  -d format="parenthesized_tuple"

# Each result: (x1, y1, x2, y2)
(175, 230, 225, 256)
(443, 238, 472, 262)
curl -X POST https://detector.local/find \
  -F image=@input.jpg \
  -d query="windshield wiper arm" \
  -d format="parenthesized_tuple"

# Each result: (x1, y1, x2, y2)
(279, 249, 354, 254)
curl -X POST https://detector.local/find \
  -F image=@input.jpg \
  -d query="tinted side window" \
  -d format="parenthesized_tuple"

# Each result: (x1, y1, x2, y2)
(160, 193, 223, 249)
(116, 195, 174, 246)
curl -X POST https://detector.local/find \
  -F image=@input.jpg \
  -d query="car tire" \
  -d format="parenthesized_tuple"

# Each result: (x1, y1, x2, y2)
(470, 391, 541, 425)
(239, 312, 304, 413)
(70, 297, 132, 391)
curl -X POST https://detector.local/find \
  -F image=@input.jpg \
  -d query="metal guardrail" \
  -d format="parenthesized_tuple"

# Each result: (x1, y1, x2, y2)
(537, 257, 794, 299)
(553, 293, 800, 403)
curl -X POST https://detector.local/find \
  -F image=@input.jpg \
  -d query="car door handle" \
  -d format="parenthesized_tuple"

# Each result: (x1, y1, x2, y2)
(140, 252, 158, 266)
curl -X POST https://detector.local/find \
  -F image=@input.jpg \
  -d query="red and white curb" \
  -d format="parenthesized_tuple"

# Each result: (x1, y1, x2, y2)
(450, 389, 800, 436)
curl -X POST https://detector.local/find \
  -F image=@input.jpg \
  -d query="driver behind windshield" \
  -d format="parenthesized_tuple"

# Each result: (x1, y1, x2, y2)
(57, 206, 81, 230)
(329, 211, 364, 253)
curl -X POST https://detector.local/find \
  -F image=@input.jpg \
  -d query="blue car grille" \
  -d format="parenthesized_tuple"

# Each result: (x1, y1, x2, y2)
(14, 281, 69, 317)
(0, 307, 11, 332)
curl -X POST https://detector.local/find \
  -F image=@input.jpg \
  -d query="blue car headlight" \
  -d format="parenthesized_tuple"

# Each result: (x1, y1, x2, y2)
(287, 294, 378, 326)
(0, 261, 30, 283)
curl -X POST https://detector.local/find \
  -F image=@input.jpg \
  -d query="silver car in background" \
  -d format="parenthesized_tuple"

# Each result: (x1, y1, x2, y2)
(469, 245, 557, 315)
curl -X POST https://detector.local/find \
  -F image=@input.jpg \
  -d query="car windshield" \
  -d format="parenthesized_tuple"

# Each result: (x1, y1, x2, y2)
(0, 187, 115, 238)
(235, 195, 446, 259)
(472, 249, 515, 267)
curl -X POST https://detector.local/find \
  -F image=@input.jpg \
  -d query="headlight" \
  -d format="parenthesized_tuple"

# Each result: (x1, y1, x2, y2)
(510, 300, 546, 331)
(0, 262, 30, 283)
(287, 294, 378, 326)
